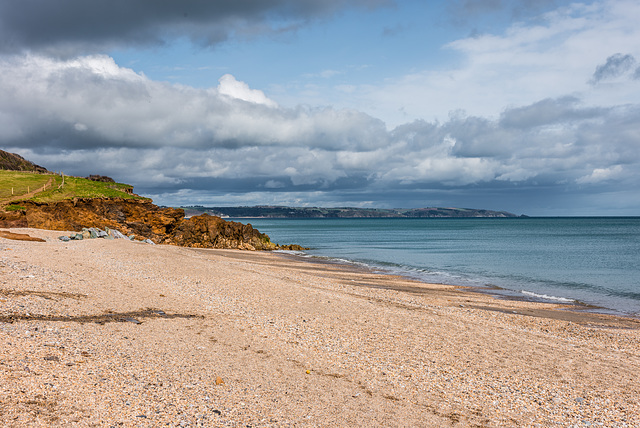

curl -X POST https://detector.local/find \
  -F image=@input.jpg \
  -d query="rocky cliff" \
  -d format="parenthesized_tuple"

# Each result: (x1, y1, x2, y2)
(0, 149, 48, 173)
(0, 198, 303, 250)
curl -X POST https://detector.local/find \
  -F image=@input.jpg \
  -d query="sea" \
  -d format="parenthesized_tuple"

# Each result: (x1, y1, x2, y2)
(232, 217, 640, 317)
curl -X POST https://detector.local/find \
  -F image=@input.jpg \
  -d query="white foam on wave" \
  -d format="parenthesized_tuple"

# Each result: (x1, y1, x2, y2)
(520, 290, 575, 303)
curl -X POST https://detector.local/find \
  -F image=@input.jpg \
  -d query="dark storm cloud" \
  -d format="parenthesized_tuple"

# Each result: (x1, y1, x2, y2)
(0, 0, 390, 55)
(590, 53, 637, 84)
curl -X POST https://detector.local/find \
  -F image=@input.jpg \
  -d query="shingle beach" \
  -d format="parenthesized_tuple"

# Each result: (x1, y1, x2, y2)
(1, 228, 639, 427)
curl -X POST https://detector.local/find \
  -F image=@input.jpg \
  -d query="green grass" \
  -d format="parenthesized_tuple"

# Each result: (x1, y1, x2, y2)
(5, 204, 26, 211)
(0, 171, 52, 200)
(0, 170, 148, 206)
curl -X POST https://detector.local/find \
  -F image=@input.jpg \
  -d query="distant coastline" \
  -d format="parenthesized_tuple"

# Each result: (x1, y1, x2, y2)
(180, 205, 526, 219)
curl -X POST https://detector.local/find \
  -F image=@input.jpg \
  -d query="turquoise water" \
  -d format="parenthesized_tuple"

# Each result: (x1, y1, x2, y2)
(234, 217, 640, 317)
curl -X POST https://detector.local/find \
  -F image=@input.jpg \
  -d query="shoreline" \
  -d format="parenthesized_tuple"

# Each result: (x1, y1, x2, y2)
(2, 228, 640, 426)
(276, 249, 640, 321)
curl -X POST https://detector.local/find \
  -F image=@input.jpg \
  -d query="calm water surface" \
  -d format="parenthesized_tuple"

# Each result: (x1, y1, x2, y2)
(234, 217, 640, 316)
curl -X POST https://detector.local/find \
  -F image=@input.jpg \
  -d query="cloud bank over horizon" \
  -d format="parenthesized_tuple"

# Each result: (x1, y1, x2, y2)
(1, 0, 639, 215)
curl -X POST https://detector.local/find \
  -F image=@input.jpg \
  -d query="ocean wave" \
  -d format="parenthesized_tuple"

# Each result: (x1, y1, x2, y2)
(520, 290, 575, 303)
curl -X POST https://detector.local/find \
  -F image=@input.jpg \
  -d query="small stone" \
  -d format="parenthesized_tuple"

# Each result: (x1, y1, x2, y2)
(215, 376, 225, 385)
(44, 355, 60, 362)
(58, 236, 70, 242)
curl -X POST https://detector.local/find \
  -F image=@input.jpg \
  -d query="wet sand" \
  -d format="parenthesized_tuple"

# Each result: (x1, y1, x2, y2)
(1, 228, 639, 427)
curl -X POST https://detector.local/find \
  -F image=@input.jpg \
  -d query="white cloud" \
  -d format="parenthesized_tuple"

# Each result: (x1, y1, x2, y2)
(0, 54, 389, 152)
(217, 74, 278, 107)
(576, 165, 623, 184)
(301, 0, 640, 128)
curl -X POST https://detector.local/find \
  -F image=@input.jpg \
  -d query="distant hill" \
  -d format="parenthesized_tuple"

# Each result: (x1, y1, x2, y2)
(182, 206, 525, 218)
(0, 149, 48, 173)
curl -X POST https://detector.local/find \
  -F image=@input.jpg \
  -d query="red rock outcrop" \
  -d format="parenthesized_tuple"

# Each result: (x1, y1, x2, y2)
(0, 198, 301, 250)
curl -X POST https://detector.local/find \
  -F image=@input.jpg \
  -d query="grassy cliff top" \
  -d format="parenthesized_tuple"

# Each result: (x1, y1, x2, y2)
(0, 171, 147, 208)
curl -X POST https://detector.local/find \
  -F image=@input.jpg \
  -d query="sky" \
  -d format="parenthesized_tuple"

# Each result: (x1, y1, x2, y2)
(1, 0, 639, 216)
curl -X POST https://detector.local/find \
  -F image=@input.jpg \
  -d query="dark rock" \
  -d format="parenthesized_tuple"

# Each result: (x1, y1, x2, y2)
(86, 175, 115, 183)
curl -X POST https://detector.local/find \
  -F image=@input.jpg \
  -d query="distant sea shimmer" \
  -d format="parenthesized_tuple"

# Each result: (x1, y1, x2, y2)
(234, 217, 640, 317)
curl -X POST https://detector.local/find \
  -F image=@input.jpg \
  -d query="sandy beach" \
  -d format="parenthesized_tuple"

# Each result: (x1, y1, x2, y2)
(1, 228, 639, 427)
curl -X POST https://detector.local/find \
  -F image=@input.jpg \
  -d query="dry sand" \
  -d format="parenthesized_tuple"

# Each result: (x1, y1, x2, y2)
(1, 228, 639, 427)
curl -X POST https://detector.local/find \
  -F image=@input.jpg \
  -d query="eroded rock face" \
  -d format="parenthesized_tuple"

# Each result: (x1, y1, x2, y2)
(0, 210, 28, 228)
(171, 213, 275, 250)
(0, 198, 290, 250)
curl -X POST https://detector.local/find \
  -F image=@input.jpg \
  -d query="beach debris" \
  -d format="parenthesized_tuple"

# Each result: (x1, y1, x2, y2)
(0, 231, 46, 242)
(215, 376, 225, 385)
(121, 317, 142, 324)
(43, 355, 60, 362)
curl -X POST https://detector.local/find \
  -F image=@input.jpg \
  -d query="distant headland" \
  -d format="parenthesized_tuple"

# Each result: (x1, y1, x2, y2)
(181, 205, 527, 219)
